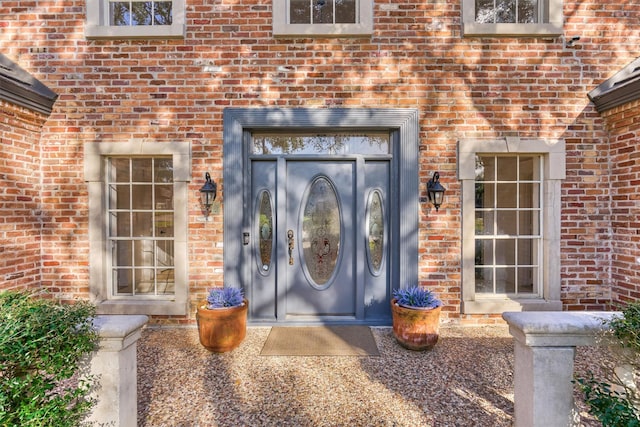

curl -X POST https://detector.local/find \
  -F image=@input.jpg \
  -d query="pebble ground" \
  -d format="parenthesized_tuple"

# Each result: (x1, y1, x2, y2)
(137, 325, 606, 426)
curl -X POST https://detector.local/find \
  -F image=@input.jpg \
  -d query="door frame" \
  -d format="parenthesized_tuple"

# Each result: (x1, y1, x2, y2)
(223, 108, 420, 325)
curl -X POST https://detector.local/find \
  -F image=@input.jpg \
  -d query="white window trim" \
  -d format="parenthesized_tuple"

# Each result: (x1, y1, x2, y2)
(272, 0, 373, 37)
(84, 140, 191, 315)
(85, 0, 186, 39)
(461, 0, 563, 37)
(458, 137, 565, 314)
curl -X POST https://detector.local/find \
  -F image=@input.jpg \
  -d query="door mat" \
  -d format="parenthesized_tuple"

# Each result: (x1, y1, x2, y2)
(260, 326, 380, 356)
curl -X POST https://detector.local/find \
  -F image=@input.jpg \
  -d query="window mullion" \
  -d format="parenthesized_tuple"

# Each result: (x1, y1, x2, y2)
(129, 159, 135, 296)
(515, 155, 520, 293)
(151, 158, 158, 296)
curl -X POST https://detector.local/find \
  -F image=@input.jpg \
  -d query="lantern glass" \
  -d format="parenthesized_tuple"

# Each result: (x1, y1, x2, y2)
(427, 172, 446, 211)
(200, 190, 213, 208)
(199, 172, 217, 211)
(431, 189, 444, 207)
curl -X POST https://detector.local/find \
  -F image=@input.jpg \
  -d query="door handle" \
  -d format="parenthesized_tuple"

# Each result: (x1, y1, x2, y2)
(287, 229, 295, 265)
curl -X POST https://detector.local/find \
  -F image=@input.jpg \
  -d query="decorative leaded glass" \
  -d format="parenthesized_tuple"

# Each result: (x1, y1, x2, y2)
(301, 177, 341, 286)
(366, 190, 384, 274)
(257, 191, 274, 272)
(252, 132, 389, 155)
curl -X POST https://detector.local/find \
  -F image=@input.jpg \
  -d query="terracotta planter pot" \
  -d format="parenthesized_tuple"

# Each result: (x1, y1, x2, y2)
(391, 298, 442, 351)
(196, 299, 248, 352)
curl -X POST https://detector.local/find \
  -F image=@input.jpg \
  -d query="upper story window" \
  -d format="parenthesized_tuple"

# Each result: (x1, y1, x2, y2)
(273, 0, 373, 37)
(462, 0, 562, 37)
(85, 0, 185, 39)
(110, 1, 173, 26)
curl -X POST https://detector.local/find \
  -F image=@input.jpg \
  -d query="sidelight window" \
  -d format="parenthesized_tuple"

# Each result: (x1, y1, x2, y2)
(366, 190, 385, 275)
(256, 190, 274, 274)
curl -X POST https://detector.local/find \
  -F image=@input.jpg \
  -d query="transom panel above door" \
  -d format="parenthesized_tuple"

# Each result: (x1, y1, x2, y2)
(223, 108, 420, 325)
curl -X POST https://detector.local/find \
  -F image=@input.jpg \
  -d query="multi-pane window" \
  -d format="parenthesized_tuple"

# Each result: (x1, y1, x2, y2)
(459, 138, 564, 314)
(85, 0, 185, 39)
(474, 155, 542, 297)
(461, 0, 562, 36)
(107, 157, 175, 297)
(109, 1, 173, 26)
(289, 0, 357, 25)
(86, 141, 188, 315)
(272, 0, 373, 36)
(475, 0, 546, 24)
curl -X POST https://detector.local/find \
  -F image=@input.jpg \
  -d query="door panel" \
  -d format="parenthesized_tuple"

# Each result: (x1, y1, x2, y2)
(285, 161, 355, 317)
(363, 161, 390, 321)
(248, 158, 390, 323)
(250, 161, 277, 321)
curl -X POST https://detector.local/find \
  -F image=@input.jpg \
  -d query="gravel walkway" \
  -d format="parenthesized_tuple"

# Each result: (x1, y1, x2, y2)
(137, 325, 605, 426)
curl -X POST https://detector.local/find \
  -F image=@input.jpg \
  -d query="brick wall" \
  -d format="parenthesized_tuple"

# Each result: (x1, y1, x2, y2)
(0, 100, 46, 292)
(1, 0, 638, 322)
(602, 99, 640, 306)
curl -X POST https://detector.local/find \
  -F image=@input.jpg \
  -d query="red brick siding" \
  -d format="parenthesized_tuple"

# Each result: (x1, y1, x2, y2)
(0, 101, 46, 292)
(1, 0, 638, 322)
(601, 99, 640, 307)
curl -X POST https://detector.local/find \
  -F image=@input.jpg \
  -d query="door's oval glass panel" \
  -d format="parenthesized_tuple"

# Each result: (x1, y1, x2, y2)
(256, 190, 274, 273)
(301, 177, 341, 286)
(366, 190, 385, 275)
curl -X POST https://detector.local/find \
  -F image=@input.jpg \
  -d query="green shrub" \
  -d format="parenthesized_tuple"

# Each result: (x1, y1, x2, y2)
(576, 302, 640, 427)
(0, 291, 98, 427)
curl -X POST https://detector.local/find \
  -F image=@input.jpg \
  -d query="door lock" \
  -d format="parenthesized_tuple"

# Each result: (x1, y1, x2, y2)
(243, 232, 250, 245)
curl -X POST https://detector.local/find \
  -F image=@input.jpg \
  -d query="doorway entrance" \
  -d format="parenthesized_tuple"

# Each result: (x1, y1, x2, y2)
(223, 108, 420, 325)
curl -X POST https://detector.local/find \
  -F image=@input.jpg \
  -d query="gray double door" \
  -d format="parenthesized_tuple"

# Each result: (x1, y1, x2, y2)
(249, 158, 391, 324)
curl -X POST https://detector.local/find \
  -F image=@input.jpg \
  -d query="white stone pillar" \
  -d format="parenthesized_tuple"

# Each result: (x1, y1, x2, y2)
(86, 315, 148, 427)
(503, 311, 619, 427)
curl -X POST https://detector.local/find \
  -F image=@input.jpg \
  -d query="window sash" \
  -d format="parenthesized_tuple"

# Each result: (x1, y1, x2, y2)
(473, 155, 543, 297)
(461, 0, 562, 37)
(108, 1, 174, 27)
(474, 0, 547, 24)
(85, 0, 185, 39)
(288, 0, 359, 25)
(272, 0, 373, 37)
(106, 157, 175, 298)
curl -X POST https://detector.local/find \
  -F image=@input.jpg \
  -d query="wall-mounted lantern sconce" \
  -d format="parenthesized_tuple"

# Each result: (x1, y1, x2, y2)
(427, 171, 446, 211)
(199, 172, 217, 216)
